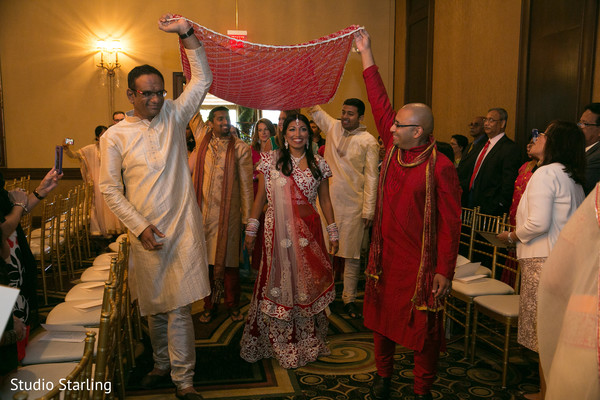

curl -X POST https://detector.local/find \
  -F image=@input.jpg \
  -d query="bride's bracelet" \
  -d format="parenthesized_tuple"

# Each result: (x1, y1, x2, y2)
(326, 222, 339, 242)
(246, 218, 260, 237)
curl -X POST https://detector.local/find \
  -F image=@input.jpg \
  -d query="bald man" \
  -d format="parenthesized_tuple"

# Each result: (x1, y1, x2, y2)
(355, 30, 461, 400)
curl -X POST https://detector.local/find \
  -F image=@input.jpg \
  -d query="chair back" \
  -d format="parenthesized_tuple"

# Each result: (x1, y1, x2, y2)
(20, 212, 32, 245)
(494, 219, 521, 293)
(459, 206, 478, 259)
(472, 210, 505, 275)
(92, 238, 128, 400)
(37, 199, 56, 304)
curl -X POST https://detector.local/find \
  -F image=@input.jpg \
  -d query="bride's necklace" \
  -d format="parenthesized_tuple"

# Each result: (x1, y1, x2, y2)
(290, 151, 306, 168)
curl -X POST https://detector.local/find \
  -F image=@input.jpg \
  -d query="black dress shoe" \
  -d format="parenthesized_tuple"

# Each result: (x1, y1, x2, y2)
(371, 374, 391, 400)
(140, 371, 171, 389)
(414, 393, 433, 400)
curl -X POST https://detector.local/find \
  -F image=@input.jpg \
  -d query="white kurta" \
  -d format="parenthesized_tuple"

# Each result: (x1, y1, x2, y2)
(309, 106, 379, 259)
(99, 46, 212, 316)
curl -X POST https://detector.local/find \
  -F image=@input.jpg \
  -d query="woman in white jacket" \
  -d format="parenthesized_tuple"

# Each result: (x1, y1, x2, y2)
(498, 120, 586, 400)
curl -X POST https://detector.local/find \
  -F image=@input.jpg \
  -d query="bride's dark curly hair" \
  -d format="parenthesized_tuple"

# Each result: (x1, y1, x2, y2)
(277, 113, 323, 180)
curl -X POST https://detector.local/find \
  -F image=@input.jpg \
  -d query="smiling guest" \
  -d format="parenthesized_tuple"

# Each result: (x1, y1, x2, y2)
(241, 113, 338, 368)
(191, 106, 253, 325)
(356, 29, 461, 400)
(308, 99, 379, 319)
(99, 14, 211, 400)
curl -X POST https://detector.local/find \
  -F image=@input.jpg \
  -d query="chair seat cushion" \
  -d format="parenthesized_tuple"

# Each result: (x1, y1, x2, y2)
(93, 252, 117, 265)
(45, 300, 102, 326)
(452, 278, 514, 297)
(474, 294, 520, 317)
(476, 266, 492, 277)
(108, 242, 119, 252)
(22, 328, 99, 365)
(29, 240, 51, 256)
(80, 268, 110, 283)
(0, 362, 78, 399)
(65, 282, 105, 302)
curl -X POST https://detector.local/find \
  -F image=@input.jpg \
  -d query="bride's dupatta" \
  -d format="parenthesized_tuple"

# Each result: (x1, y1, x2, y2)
(260, 156, 334, 321)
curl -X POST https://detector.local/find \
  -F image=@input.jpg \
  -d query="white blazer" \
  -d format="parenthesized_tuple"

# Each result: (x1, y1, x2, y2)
(515, 163, 584, 259)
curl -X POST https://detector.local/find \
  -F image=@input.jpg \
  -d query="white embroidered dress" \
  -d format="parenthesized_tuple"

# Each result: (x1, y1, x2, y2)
(240, 150, 335, 369)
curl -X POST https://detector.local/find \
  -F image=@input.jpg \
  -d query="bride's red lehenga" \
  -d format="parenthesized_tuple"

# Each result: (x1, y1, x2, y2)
(240, 150, 335, 369)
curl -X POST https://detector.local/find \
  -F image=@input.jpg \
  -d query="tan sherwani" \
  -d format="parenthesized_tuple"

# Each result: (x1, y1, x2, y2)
(193, 130, 253, 267)
(309, 105, 379, 259)
(99, 46, 212, 316)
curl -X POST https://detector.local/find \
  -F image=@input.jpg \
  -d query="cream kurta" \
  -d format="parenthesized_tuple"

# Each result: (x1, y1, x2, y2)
(309, 105, 379, 259)
(193, 130, 253, 267)
(78, 143, 124, 236)
(99, 46, 212, 316)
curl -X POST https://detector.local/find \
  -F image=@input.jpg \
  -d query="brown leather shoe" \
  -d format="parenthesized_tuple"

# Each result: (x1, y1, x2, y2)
(140, 369, 171, 389)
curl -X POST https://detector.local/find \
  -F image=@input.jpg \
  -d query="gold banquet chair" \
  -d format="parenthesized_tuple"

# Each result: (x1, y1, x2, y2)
(444, 210, 514, 358)
(93, 239, 130, 400)
(5, 331, 96, 400)
(470, 219, 521, 388)
(22, 242, 128, 368)
(29, 199, 57, 305)
(458, 206, 477, 259)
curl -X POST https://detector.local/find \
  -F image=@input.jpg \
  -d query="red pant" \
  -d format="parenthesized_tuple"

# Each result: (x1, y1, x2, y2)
(203, 266, 240, 310)
(373, 323, 441, 395)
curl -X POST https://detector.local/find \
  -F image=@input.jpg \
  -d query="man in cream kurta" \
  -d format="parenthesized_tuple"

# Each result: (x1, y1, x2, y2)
(191, 107, 253, 322)
(309, 100, 379, 317)
(99, 15, 210, 400)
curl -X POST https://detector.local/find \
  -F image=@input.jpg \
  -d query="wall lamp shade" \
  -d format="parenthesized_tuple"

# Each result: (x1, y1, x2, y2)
(97, 39, 121, 75)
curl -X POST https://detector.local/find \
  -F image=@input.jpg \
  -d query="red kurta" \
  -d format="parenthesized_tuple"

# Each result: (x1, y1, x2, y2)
(362, 65, 462, 351)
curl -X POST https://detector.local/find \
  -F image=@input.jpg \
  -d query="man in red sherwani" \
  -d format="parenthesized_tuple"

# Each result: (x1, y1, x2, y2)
(355, 30, 462, 400)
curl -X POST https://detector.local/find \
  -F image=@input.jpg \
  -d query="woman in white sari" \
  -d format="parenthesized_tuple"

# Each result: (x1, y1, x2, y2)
(63, 125, 124, 237)
(537, 182, 600, 399)
(241, 113, 338, 369)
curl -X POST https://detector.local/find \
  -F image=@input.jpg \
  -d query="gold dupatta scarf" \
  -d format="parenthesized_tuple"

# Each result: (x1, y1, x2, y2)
(193, 130, 236, 302)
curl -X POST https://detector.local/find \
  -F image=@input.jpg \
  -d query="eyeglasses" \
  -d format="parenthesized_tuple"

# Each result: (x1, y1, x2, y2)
(393, 122, 419, 129)
(532, 131, 546, 143)
(132, 89, 167, 99)
(577, 121, 600, 128)
(483, 118, 502, 123)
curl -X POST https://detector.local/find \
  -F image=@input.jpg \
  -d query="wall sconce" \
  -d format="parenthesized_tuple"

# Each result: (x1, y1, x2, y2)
(97, 39, 121, 76)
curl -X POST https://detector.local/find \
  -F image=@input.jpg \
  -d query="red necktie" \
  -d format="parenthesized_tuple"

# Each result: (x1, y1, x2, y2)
(469, 140, 490, 190)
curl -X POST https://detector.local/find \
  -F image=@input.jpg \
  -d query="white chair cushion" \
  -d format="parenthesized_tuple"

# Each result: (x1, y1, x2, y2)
(108, 242, 119, 252)
(30, 228, 42, 239)
(456, 254, 470, 266)
(452, 278, 514, 297)
(80, 268, 110, 283)
(65, 282, 105, 302)
(117, 233, 128, 242)
(45, 300, 102, 326)
(22, 328, 99, 365)
(474, 294, 520, 317)
(0, 362, 78, 399)
(93, 252, 117, 266)
(29, 240, 51, 256)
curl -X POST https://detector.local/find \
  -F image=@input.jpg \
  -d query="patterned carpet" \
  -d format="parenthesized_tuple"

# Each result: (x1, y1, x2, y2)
(124, 280, 541, 400)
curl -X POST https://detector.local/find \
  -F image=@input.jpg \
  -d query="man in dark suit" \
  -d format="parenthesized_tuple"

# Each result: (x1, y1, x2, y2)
(467, 108, 521, 216)
(578, 103, 600, 195)
(457, 116, 486, 206)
